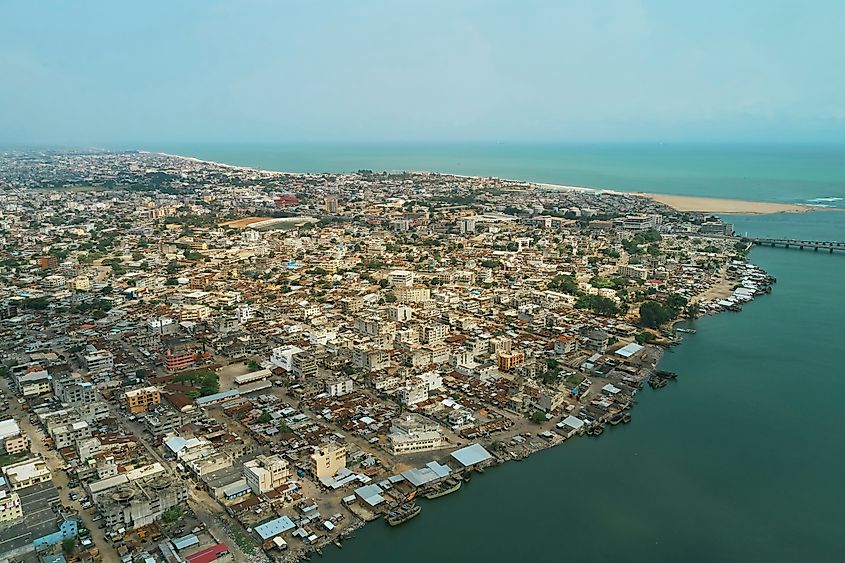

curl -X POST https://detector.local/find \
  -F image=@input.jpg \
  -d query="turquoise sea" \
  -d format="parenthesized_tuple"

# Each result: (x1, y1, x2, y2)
(147, 144, 844, 561)
(149, 142, 845, 209)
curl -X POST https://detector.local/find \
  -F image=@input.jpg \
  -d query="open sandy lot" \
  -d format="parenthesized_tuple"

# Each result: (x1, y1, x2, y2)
(219, 216, 273, 228)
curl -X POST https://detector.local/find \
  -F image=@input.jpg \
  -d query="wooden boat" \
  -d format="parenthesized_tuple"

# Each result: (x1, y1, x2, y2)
(386, 503, 421, 526)
(424, 478, 462, 500)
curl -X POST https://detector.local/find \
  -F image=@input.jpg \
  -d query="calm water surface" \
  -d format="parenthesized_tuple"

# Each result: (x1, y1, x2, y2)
(145, 142, 845, 208)
(140, 144, 845, 561)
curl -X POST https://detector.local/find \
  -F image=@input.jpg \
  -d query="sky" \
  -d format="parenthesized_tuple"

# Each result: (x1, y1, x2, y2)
(1, 0, 843, 146)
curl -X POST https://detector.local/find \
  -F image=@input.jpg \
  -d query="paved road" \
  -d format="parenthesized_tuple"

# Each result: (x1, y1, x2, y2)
(187, 486, 269, 563)
(0, 377, 120, 563)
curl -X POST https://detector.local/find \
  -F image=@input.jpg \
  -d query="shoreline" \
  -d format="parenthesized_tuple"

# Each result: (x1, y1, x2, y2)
(151, 151, 818, 216)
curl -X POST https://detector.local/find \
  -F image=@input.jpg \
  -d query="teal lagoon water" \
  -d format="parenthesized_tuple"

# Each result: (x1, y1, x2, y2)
(326, 212, 845, 562)
(141, 144, 845, 560)
(145, 142, 845, 208)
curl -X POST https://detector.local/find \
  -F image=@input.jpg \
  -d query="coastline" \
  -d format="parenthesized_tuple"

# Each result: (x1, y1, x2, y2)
(638, 192, 813, 214)
(152, 151, 817, 216)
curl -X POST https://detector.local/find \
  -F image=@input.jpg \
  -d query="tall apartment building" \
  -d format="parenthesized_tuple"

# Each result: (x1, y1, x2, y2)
(388, 269, 415, 287)
(163, 338, 209, 372)
(497, 350, 526, 372)
(422, 323, 449, 344)
(124, 386, 161, 414)
(395, 285, 431, 303)
(291, 351, 317, 380)
(53, 376, 97, 406)
(51, 421, 92, 450)
(309, 444, 347, 479)
(326, 378, 353, 397)
(617, 264, 650, 280)
(83, 345, 114, 375)
(243, 455, 291, 494)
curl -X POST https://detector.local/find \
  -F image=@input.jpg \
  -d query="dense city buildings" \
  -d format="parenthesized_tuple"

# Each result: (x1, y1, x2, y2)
(0, 149, 767, 562)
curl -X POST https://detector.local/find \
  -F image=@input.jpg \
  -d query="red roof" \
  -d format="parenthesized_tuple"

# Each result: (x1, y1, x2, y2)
(186, 543, 229, 563)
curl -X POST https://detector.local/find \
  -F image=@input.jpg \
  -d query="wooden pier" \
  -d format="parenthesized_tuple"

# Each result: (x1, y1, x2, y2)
(751, 238, 845, 253)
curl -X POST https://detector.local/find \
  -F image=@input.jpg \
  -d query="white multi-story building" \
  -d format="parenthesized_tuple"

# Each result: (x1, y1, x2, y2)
(326, 378, 353, 397)
(51, 420, 92, 450)
(243, 455, 291, 494)
(395, 285, 430, 303)
(83, 345, 114, 375)
(269, 345, 304, 372)
(617, 264, 650, 280)
(388, 414, 445, 455)
(388, 269, 415, 286)
(388, 305, 412, 323)
(422, 323, 448, 344)
(15, 368, 52, 397)
(397, 381, 428, 406)
(53, 376, 97, 406)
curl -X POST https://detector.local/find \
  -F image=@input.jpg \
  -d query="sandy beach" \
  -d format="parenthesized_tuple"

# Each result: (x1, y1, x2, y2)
(532, 181, 813, 214)
(158, 152, 815, 216)
(639, 193, 812, 214)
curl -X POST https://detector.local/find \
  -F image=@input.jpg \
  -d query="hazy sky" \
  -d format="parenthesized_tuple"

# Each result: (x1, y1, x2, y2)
(1, 0, 843, 145)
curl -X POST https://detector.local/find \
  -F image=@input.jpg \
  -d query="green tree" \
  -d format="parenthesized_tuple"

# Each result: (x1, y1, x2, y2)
(639, 301, 672, 328)
(530, 410, 547, 424)
(162, 506, 182, 523)
(666, 293, 689, 316)
(635, 331, 657, 344)
(548, 274, 578, 294)
(575, 295, 619, 316)
(62, 538, 75, 556)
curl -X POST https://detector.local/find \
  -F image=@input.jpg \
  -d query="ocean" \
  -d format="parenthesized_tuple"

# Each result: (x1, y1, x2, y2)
(146, 143, 845, 561)
(147, 142, 845, 209)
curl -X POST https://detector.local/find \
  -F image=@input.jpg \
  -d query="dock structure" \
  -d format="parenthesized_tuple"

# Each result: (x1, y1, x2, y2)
(751, 238, 845, 253)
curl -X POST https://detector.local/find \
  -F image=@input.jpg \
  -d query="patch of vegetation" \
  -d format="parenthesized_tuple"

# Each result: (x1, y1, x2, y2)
(231, 528, 255, 554)
(639, 294, 687, 328)
(174, 368, 219, 397)
(162, 506, 182, 523)
(0, 451, 28, 467)
(530, 410, 547, 424)
(547, 274, 578, 294)
(575, 294, 620, 316)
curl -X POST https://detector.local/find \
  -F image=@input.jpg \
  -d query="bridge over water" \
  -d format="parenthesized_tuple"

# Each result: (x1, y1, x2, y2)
(751, 238, 845, 253)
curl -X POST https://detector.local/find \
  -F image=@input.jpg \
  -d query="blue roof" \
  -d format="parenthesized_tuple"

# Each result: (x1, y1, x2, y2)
(254, 515, 296, 540)
(450, 443, 493, 467)
(195, 388, 240, 405)
(223, 482, 251, 497)
(615, 342, 644, 358)
(172, 534, 199, 551)
(400, 461, 451, 487)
